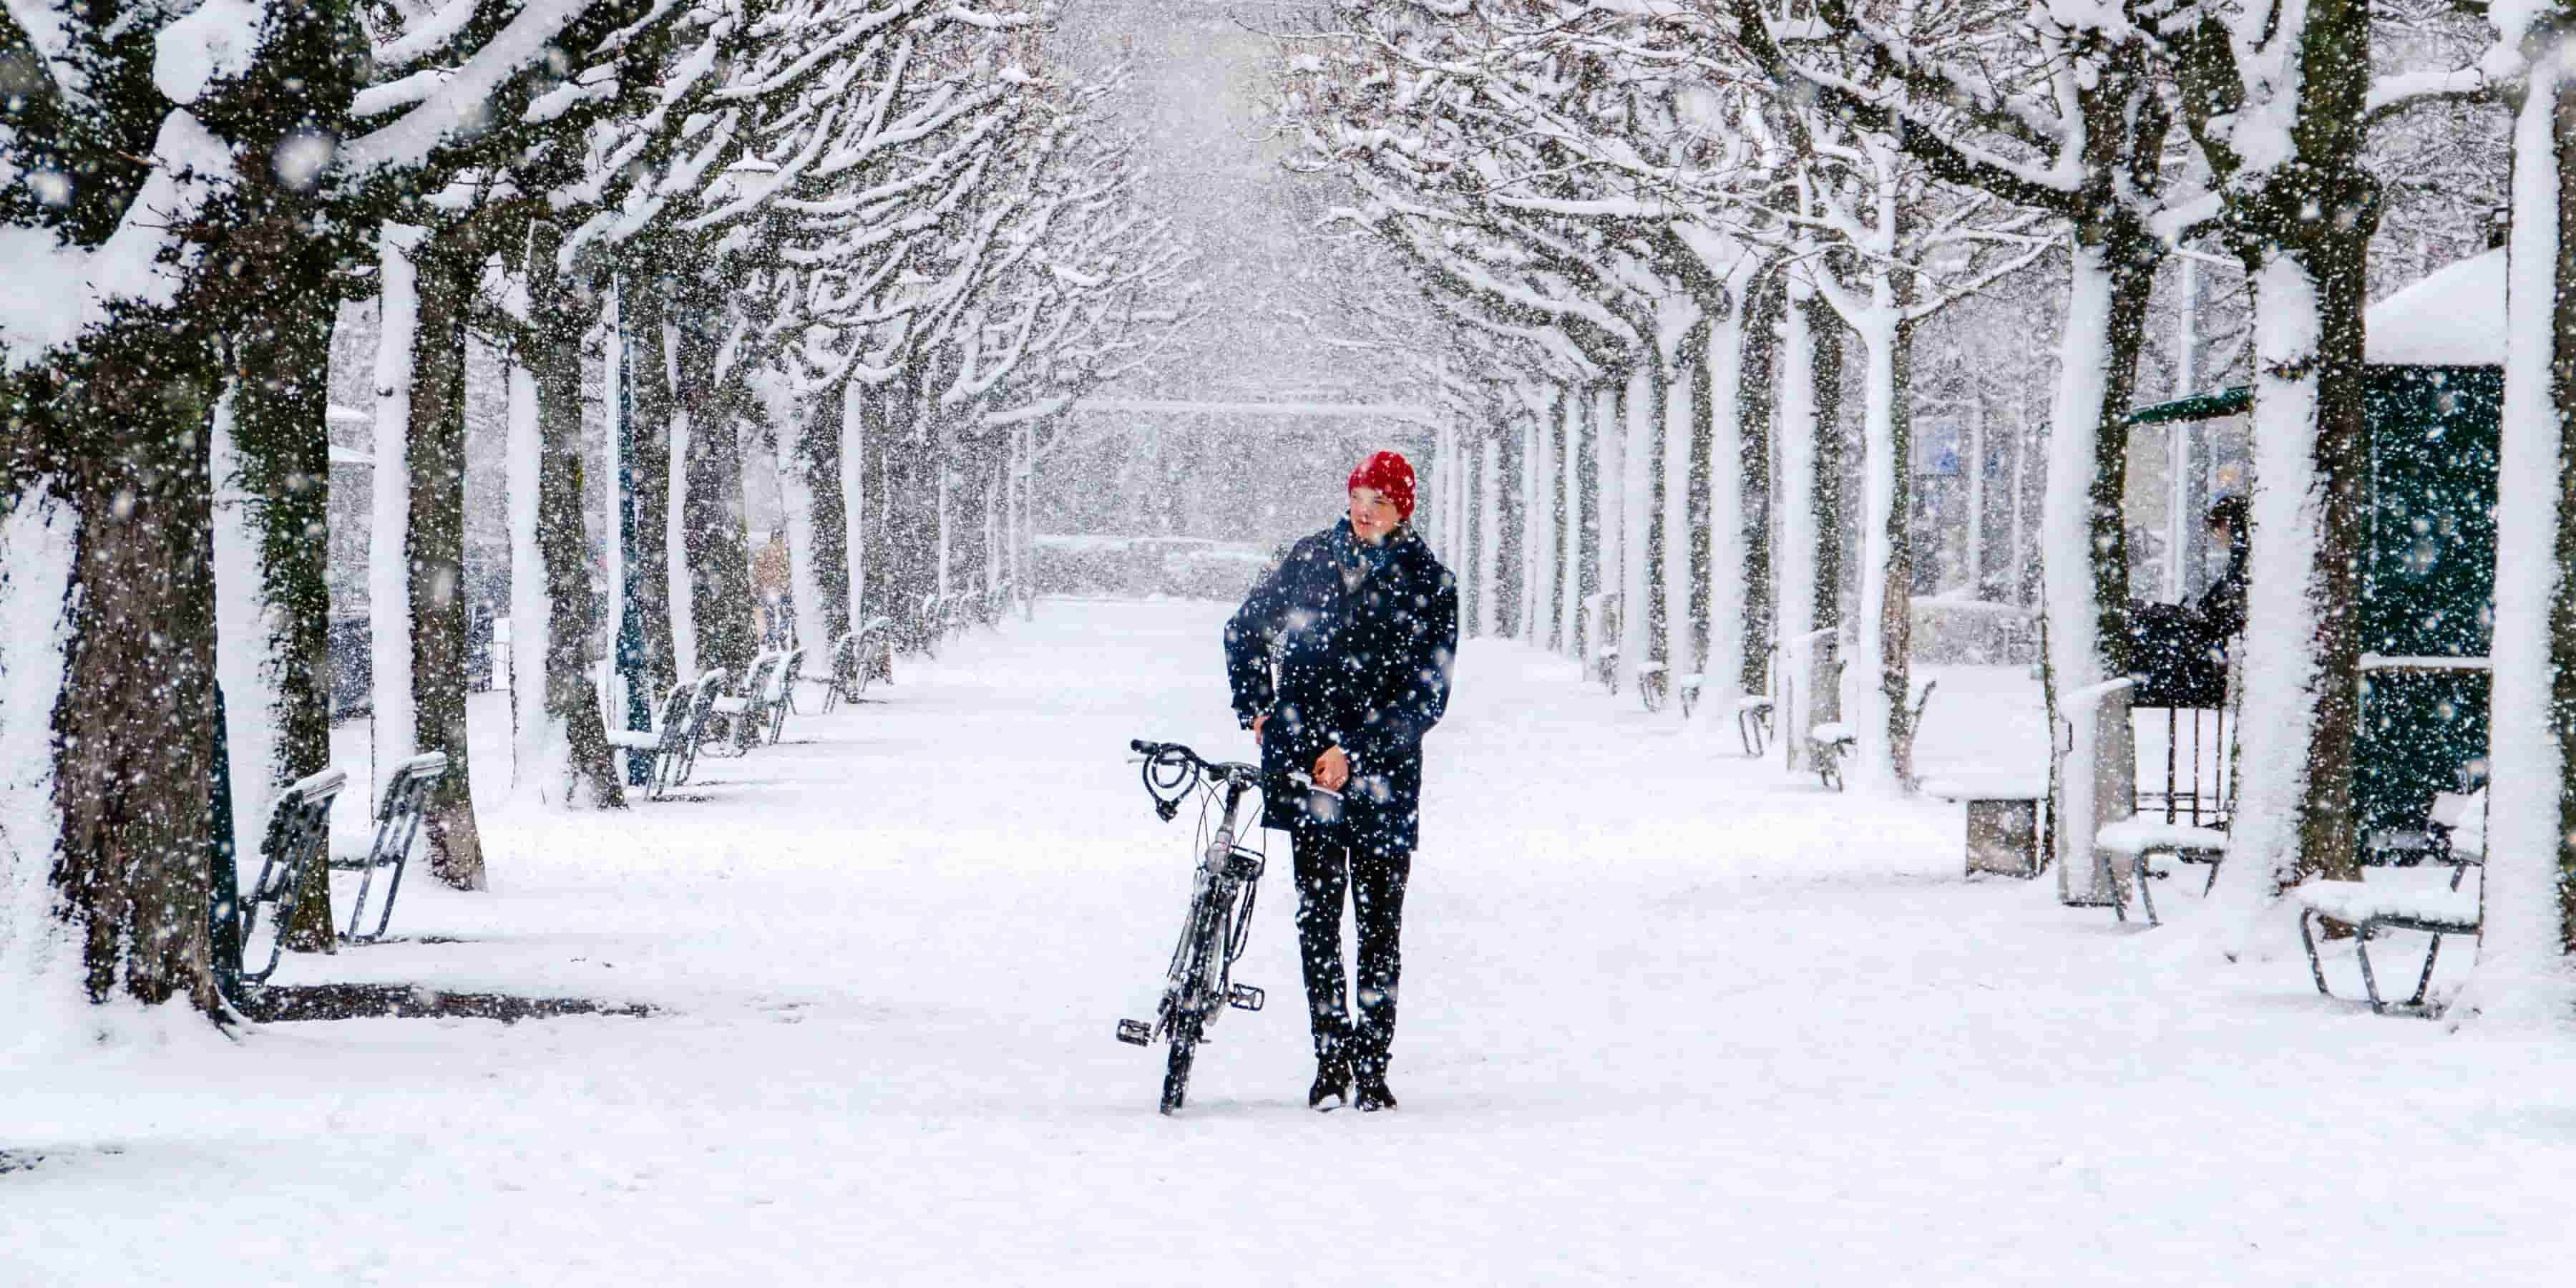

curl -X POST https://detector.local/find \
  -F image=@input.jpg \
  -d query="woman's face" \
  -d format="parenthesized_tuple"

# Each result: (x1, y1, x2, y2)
(1350, 486, 1401, 545)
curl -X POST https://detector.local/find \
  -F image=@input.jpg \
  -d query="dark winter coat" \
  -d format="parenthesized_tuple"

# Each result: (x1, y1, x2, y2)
(2196, 538, 2249, 644)
(1224, 517, 1458, 852)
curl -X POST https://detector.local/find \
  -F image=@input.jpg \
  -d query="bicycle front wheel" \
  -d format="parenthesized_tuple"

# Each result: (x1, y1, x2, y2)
(1159, 1002, 1200, 1114)
(1157, 879, 1230, 1114)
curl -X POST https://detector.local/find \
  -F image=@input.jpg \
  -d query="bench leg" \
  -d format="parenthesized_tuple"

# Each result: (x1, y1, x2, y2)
(2298, 909, 2333, 997)
(2353, 920, 2387, 1014)
(2099, 847, 2127, 924)
(2410, 932, 2444, 1009)
(2132, 849, 2160, 928)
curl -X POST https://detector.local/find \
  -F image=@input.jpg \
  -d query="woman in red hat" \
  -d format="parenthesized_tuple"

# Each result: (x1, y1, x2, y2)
(1223, 450, 1458, 1111)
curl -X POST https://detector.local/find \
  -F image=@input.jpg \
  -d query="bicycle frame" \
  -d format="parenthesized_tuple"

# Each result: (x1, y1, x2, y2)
(1161, 768, 1264, 1038)
(1118, 738, 1305, 1112)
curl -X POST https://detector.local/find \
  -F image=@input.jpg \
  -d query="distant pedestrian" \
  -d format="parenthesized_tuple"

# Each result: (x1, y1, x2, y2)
(1222, 451, 1458, 1112)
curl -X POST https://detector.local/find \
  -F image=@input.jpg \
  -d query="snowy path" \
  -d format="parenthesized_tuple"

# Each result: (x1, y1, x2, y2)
(11, 600, 2576, 1284)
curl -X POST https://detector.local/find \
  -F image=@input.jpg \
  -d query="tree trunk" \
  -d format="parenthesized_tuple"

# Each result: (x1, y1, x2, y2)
(217, 283, 338, 952)
(1777, 281, 1825, 769)
(2200, 2, 2378, 944)
(2041, 230, 2157, 903)
(1846, 301, 1915, 794)
(1809, 294, 1846, 736)
(1479, 433, 1505, 638)
(790, 379, 851, 663)
(514, 224, 623, 809)
(36, 331, 228, 1012)
(1619, 369, 1654, 692)
(2458, 49, 2576, 1025)
(1660, 327, 1697, 689)
(1558, 386, 1583, 656)
(406, 228, 487, 890)
(1738, 274, 1780, 698)
(370, 226, 422, 823)
(625, 284, 679, 695)
(675, 308, 757, 686)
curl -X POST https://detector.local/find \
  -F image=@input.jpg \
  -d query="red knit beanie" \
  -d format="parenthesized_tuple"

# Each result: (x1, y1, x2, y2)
(1347, 450, 1417, 519)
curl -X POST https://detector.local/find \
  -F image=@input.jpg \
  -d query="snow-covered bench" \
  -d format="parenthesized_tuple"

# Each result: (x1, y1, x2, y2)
(2094, 816, 2230, 926)
(809, 616, 894, 713)
(1635, 660, 1669, 712)
(1583, 592, 1621, 693)
(232, 766, 349, 990)
(1923, 773, 2048, 878)
(762, 645, 802, 744)
(1674, 671, 1779, 754)
(332, 752, 447, 943)
(711, 652, 786, 754)
(2296, 788, 2487, 1013)
(1809, 680, 1938, 792)
(603, 680, 703, 801)
(635, 670, 728, 789)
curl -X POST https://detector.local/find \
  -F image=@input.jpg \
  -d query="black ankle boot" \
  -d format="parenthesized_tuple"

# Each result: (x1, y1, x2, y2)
(1308, 1055, 1351, 1111)
(1354, 1068, 1396, 1112)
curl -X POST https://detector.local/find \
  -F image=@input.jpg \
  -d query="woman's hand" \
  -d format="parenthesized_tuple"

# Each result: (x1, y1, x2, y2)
(1314, 746, 1350, 793)
(1252, 713, 1269, 741)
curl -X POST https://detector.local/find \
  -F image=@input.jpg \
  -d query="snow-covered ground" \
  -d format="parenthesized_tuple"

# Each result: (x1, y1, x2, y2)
(9, 599, 2576, 1284)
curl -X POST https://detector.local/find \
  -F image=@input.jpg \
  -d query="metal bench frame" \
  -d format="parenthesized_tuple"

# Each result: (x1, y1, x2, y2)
(235, 767, 349, 987)
(764, 645, 802, 743)
(332, 751, 448, 943)
(710, 651, 786, 753)
(1810, 678, 1936, 793)
(811, 616, 894, 713)
(2298, 895, 2479, 1014)
(606, 680, 699, 800)
(670, 669, 729, 776)
(2102, 836, 2229, 927)
(2296, 798, 2484, 1013)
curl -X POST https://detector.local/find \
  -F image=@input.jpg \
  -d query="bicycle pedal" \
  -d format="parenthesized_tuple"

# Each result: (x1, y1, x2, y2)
(1116, 1018, 1152, 1046)
(1227, 984, 1264, 1013)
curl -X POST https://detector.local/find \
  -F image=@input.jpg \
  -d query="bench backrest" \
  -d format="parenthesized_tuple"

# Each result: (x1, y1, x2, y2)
(379, 752, 449, 826)
(774, 647, 803, 701)
(652, 680, 694, 743)
(688, 669, 728, 726)
(235, 766, 350, 987)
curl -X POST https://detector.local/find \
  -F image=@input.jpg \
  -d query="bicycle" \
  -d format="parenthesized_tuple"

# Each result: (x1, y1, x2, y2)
(1114, 738, 1332, 1114)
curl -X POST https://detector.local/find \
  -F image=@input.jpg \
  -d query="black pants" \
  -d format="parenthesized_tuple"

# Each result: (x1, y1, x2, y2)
(1291, 819, 1412, 1077)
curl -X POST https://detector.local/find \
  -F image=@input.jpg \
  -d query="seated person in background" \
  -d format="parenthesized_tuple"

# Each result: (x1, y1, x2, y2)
(2124, 496, 2248, 706)
(2192, 494, 2250, 645)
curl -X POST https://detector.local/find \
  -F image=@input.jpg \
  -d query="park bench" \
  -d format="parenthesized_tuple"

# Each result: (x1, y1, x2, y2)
(1922, 773, 2049, 879)
(2094, 816, 2230, 926)
(234, 766, 349, 987)
(810, 616, 894, 713)
(913, 592, 945, 657)
(763, 645, 802, 743)
(710, 653, 785, 753)
(1810, 677, 1936, 792)
(603, 678, 703, 800)
(2293, 786, 2487, 1013)
(662, 670, 729, 786)
(1714, 628, 1837, 759)
(1634, 660, 1669, 712)
(332, 751, 448, 942)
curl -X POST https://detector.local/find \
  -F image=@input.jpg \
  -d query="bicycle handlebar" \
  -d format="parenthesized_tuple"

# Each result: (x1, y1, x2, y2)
(1129, 738, 1343, 801)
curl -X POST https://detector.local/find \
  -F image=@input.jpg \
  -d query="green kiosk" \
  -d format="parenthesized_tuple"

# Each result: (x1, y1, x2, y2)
(2126, 249, 2503, 856)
